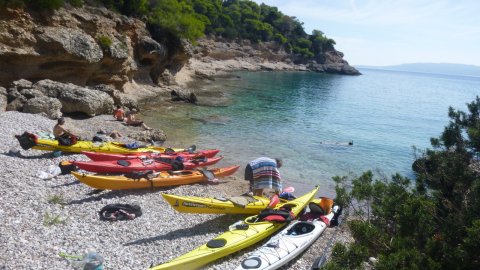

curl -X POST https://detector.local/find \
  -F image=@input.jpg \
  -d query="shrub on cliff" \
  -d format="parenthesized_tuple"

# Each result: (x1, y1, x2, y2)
(325, 97, 480, 269)
(0, 0, 83, 9)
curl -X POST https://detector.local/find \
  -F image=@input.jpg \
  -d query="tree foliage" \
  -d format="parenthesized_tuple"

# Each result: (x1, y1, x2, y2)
(327, 97, 480, 269)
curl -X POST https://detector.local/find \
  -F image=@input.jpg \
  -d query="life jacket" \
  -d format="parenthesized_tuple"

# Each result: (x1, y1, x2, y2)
(15, 132, 38, 150)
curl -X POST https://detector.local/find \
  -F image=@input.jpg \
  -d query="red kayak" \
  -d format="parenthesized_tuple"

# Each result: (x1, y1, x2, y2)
(82, 149, 220, 162)
(71, 156, 223, 174)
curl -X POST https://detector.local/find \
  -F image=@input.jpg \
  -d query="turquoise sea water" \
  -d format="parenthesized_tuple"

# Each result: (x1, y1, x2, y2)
(142, 69, 480, 196)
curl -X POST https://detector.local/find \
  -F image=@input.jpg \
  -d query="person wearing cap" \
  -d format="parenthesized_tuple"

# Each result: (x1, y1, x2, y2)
(125, 108, 152, 130)
(244, 157, 283, 196)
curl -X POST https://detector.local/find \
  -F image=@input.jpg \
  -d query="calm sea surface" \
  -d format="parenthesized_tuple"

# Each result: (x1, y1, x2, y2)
(142, 69, 480, 196)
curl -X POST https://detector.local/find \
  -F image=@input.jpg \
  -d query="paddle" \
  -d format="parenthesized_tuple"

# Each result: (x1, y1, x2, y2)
(311, 206, 345, 270)
(185, 144, 196, 153)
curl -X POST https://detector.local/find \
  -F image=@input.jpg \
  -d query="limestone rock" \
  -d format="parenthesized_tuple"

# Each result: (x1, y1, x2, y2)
(36, 26, 103, 63)
(33, 79, 64, 98)
(112, 90, 137, 109)
(20, 88, 44, 99)
(0, 87, 7, 111)
(23, 96, 62, 119)
(34, 79, 114, 116)
(10, 79, 33, 91)
(6, 96, 27, 111)
(171, 88, 197, 104)
(57, 84, 114, 116)
(128, 129, 167, 143)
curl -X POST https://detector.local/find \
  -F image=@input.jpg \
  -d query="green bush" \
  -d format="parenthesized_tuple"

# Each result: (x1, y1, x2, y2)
(67, 0, 83, 7)
(97, 35, 112, 50)
(29, 0, 64, 10)
(326, 96, 480, 270)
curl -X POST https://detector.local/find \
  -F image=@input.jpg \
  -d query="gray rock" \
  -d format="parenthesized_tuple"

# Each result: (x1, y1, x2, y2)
(112, 90, 137, 109)
(36, 26, 103, 63)
(92, 84, 115, 95)
(23, 96, 62, 119)
(102, 36, 130, 60)
(10, 79, 33, 91)
(137, 36, 167, 63)
(171, 88, 197, 104)
(34, 80, 114, 116)
(0, 87, 7, 111)
(20, 88, 45, 99)
(58, 84, 114, 116)
(6, 96, 27, 111)
(128, 129, 167, 142)
(33, 79, 65, 98)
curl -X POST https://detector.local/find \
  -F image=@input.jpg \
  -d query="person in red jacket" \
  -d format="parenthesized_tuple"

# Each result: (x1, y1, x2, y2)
(113, 105, 125, 121)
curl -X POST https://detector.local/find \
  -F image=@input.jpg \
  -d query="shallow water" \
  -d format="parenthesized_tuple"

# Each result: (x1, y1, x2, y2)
(141, 69, 480, 196)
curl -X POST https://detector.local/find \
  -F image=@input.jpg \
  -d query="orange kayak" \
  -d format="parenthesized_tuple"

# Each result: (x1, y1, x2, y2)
(70, 165, 240, 190)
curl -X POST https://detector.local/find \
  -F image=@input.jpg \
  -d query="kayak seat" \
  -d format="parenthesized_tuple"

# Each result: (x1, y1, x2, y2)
(257, 208, 294, 222)
(287, 221, 315, 236)
(117, 160, 131, 167)
(206, 238, 226, 248)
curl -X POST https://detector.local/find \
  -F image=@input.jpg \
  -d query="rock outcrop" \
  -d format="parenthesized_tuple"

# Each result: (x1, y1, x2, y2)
(0, 87, 7, 111)
(0, 7, 183, 91)
(0, 5, 360, 115)
(23, 96, 62, 119)
(33, 79, 114, 116)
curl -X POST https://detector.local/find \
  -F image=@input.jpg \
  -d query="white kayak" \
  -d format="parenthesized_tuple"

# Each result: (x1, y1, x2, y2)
(235, 205, 340, 270)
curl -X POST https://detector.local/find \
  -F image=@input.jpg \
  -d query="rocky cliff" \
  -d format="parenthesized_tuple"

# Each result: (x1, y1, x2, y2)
(0, 5, 360, 117)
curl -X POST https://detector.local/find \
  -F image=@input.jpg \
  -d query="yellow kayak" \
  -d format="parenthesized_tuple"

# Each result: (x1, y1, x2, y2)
(161, 193, 273, 215)
(71, 166, 240, 190)
(16, 132, 185, 154)
(149, 186, 319, 270)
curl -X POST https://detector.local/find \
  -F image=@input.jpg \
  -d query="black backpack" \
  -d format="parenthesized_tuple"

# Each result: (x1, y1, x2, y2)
(99, 204, 142, 221)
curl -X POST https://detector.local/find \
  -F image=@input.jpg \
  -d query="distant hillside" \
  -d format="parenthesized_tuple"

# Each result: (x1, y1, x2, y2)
(359, 63, 480, 77)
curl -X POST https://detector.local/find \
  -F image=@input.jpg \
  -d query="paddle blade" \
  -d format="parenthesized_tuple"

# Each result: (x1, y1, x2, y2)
(283, 186, 295, 193)
(267, 194, 280, 208)
(186, 144, 197, 153)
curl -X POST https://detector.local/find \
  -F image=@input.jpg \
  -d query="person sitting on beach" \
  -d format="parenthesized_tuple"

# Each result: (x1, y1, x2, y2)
(244, 157, 283, 196)
(126, 108, 152, 130)
(113, 105, 125, 121)
(53, 117, 78, 145)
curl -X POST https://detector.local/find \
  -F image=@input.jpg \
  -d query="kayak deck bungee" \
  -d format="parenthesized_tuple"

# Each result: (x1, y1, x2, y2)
(16, 132, 193, 154)
(70, 165, 240, 190)
(235, 204, 339, 270)
(34, 138, 185, 154)
(82, 149, 220, 161)
(149, 186, 319, 270)
(161, 193, 274, 215)
(71, 156, 223, 173)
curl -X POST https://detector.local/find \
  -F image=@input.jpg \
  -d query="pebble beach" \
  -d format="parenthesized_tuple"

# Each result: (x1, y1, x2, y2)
(0, 111, 352, 270)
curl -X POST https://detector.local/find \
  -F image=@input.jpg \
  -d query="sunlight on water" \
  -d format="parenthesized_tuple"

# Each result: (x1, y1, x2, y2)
(142, 69, 480, 195)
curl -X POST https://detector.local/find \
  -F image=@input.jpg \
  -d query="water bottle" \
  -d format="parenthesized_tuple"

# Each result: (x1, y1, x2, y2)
(83, 251, 104, 270)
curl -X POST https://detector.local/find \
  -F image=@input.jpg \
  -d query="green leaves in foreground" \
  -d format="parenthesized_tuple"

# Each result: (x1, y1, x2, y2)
(327, 96, 480, 269)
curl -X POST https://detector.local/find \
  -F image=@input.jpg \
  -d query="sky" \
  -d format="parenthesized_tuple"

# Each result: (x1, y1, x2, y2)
(252, 0, 480, 66)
